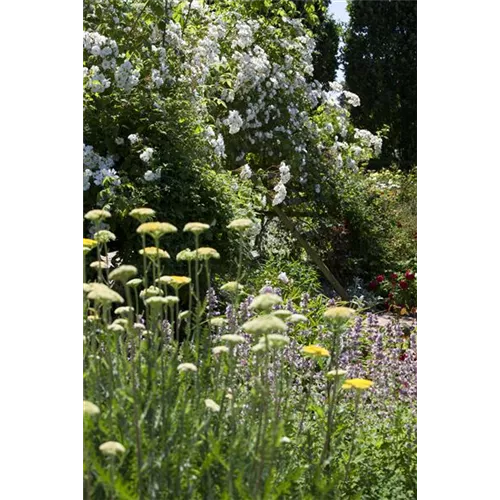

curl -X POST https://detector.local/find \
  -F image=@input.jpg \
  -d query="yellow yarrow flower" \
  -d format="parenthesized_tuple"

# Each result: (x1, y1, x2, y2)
(301, 345, 330, 357)
(139, 247, 170, 259)
(342, 378, 374, 390)
(136, 221, 178, 238)
(83, 238, 97, 249)
(84, 209, 111, 221)
(129, 207, 156, 222)
(324, 306, 356, 322)
(183, 222, 210, 234)
(227, 218, 253, 231)
(157, 275, 191, 288)
(195, 247, 220, 260)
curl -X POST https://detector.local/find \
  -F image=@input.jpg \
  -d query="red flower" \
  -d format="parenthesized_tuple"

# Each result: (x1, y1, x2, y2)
(405, 270, 415, 281)
(390, 272, 398, 281)
(399, 280, 409, 290)
(376, 274, 385, 283)
(368, 280, 378, 290)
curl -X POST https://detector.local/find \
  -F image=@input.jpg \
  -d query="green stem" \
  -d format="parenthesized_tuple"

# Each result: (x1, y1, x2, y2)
(141, 235, 148, 288)
(194, 235, 201, 361)
(340, 392, 362, 493)
(96, 243, 104, 283)
(125, 286, 144, 499)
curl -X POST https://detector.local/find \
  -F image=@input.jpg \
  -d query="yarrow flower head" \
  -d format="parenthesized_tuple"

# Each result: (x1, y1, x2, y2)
(126, 278, 143, 288)
(257, 333, 290, 349)
(271, 309, 293, 320)
(109, 265, 138, 282)
(84, 209, 111, 221)
(137, 222, 178, 238)
(221, 281, 243, 294)
(139, 286, 163, 299)
(129, 207, 156, 222)
(212, 345, 230, 355)
(195, 247, 220, 260)
(83, 238, 97, 249)
(177, 363, 197, 373)
(83, 400, 100, 416)
(210, 317, 227, 327)
(183, 222, 210, 235)
(112, 318, 128, 328)
(176, 249, 196, 262)
(157, 275, 191, 288)
(301, 345, 330, 358)
(139, 247, 170, 260)
(220, 334, 245, 344)
(242, 314, 287, 335)
(204, 398, 221, 413)
(289, 314, 308, 324)
(249, 293, 282, 312)
(342, 378, 374, 390)
(90, 260, 108, 270)
(99, 441, 126, 456)
(87, 283, 124, 304)
(324, 306, 356, 323)
(94, 230, 116, 244)
(114, 306, 134, 316)
(227, 218, 253, 232)
(145, 296, 171, 309)
(108, 323, 125, 333)
(326, 369, 347, 379)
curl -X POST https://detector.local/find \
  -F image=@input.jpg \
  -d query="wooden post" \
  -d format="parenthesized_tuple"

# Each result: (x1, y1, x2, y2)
(273, 206, 349, 301)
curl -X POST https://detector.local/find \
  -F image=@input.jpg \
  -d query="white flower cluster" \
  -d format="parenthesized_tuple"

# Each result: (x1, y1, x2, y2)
(83, 31, 119, 70)
(180, 15, 226, 87)
(233, 45, 271, 92)
(231, 20, 259, 49)
(354, 129, 383, 157)
(272, 161, 292, 206)
(224, 110, 243, 135)
(85, 66, 111, 93)
(204, 126, 226, 158)
(240, 164, 252, 180)
(139, 147, 154, 164)
(343, 91, 361, 107)
(163, 21, 185, 50)
(115, 60, 140, 92)
(128, 134, 140, 144)
(150, 45, 172, 88)
(144, 169, 161, 182)
(279, 162, 291, 183)
(83, 144, 120, 191)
